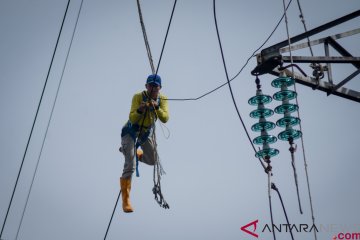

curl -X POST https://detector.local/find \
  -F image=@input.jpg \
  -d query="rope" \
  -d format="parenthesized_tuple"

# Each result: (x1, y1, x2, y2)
(136, 0, 155, 74)
(213, 0, 266, 171)
(0, 1, 72, 238)
(14, 1, 84, 239)
(136, 0, 177, 75)
(165, 0, 293, 101)
(151, 126, 169, 209)
(282, 2, 317, 240)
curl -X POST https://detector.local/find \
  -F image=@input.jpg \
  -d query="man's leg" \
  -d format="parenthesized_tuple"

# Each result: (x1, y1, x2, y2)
(119, 134, 135, 212)
(120, 134, 136, 178)
(140, 137, 157, 166)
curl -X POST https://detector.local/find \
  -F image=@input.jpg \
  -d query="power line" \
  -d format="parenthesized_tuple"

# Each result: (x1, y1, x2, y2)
(213, 0, 266, 170)
(166, 0, 293, 101)
(0, 0, 72, 238)
(213, 2, 299, 239)
(155, 0, 177, 75)
(103, 191, 121, 240)
(14, 0, 84, 239)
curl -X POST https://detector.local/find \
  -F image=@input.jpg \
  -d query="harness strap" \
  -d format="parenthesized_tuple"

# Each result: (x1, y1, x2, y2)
(135, 143, 141, 177)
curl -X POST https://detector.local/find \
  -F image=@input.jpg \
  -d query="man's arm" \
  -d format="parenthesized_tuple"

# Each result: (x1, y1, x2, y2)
(156, 95, 169, 123)
(129, 93, 144, 124)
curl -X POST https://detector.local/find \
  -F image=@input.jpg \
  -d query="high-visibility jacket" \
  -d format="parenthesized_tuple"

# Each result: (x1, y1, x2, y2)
(121, 91, 169, 142)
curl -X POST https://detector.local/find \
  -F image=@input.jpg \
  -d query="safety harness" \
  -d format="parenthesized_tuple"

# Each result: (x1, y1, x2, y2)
(121, 91, 160, 176)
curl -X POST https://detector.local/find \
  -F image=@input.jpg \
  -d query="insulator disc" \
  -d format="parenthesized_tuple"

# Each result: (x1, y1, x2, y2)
(274, 103, 299, 114)
(271, 76, 294, 88)
(250, 108, 274, 119)
(253, 134, 277, 145)
(255, 148, 279, 158)
(273, 90, 297, 101)
(278, 129, 302, 141)
(276, 116, 301, 128)
(251, 121, 276, 132)
(248, 94, 272, 106)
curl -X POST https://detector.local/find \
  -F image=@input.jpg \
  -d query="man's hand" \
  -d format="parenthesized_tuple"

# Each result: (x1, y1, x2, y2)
(149, 100, 158, 109)
(137, 102, 147, 113)
(138, 100, 159, 114)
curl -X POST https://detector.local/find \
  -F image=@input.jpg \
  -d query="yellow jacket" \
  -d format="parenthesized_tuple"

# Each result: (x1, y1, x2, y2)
(129, 91, 169, 128)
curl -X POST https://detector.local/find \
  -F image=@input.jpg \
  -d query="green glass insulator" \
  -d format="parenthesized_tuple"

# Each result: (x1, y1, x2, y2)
(278, 129, 302, 141)
(273, 90, 297, 101)
(253, 135, 277, 145)
(274, 103, 299, 114)
(255, 148, 279, 158)
(250, 108, 274, 119)
(248, 94, 272, 106)
(251, 121, 276, 132)
(271, 76, 294, 88)
(276, 116, 301, 128)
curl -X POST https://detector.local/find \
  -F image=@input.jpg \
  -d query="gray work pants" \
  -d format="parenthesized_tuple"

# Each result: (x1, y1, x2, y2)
(120, 134, 157, 179)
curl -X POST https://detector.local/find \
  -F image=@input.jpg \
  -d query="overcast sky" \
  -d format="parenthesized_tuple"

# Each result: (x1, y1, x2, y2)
(0, 1, 359, 240)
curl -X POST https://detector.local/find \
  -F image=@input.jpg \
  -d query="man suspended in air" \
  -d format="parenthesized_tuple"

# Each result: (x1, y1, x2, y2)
(119, 74, 169, 212)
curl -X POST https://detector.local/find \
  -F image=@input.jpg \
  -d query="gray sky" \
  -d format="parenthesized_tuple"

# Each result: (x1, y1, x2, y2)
(0, 0, 359, 240)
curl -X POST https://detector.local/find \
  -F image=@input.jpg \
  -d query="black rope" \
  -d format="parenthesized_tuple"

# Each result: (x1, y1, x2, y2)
(136, 0, 177, 75)
(136, 0, 156, 74)
(0, 0, 71, 238)
(14, 1, 84, 239)
(165, 0, 293, 101)
(104, 190, 121, 240)
(272, 183, 295, 240)
(213, 0, 266, 171)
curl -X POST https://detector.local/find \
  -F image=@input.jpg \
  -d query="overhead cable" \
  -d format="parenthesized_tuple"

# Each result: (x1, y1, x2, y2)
(0, 0, 72, 238)
(213, 0, 267, 171)
(15, 0, 84, 239)
(166, 0, 293, 101)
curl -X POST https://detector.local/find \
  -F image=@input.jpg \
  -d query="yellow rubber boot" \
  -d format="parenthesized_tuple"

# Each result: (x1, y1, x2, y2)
(120, 178, 134, 213)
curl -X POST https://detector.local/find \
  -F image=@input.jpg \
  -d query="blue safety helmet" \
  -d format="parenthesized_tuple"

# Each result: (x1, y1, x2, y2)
(146, 74, 162, 87)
